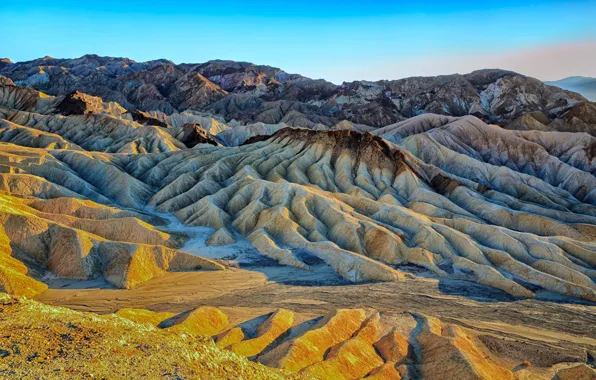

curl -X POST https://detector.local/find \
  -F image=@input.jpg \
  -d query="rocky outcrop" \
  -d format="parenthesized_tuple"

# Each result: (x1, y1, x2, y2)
(374, 329, 410, 363)
(259, 309, 366, 372)
(549, 102, 596, 135)
(554, 364, 596, 380)
(1, 117, 594, 300)
(160, 306, 229, 336)
(129, 109, 168, 127)
(0, 190, 224, 293)
(168, 72, 228, 110)
(301, 312, 384, 379)
(506, 102, 596, 135)
(0, 294, 297, 379)
(1, 107, 185, 153)
(0, 80, 58, 113)
(207, 227, 237, 246)
(128, 109, 231, 133)
(3, 55, 595, 132)
(171, 123, 221, 147)
(56, 90, 127, 117)
(99, 304, 596, 379)
(215, 327, 245, 349)
(0, 227, 48, 298)
(0, 74, 14, 86)
(218, 121, 290, 146)
(228, 309, 294, 358)
(415, 314, 514, 380)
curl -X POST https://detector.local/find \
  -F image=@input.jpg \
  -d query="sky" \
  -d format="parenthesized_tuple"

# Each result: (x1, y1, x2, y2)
(1, 0, 595, 83)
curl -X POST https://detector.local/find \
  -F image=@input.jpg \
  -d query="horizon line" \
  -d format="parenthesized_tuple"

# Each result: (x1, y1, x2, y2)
(1, 53, 582, 85)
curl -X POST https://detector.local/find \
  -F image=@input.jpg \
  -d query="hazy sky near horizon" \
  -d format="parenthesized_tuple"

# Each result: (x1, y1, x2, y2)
(2, 0, 595, 83)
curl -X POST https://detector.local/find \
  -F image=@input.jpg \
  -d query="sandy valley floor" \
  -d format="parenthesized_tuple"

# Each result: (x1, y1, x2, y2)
(36, 263, 596, 379)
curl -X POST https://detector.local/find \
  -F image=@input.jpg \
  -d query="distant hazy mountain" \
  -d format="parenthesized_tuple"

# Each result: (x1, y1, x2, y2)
(545, 76, 596, 101)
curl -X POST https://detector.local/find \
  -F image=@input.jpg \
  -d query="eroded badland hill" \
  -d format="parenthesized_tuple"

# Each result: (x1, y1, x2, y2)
(0, 56, 595, 379)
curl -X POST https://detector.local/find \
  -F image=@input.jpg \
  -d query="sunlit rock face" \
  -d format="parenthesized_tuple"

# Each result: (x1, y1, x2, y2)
(0, 190, 224, 293)
(56, 90, 127, 117)
(111, 304, 519, 380)
(4, 292, 531, 379)
(0, 295, 299, 379)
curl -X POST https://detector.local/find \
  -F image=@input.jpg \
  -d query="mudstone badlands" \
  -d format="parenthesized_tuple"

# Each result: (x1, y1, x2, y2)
(0, 55, 595, 379)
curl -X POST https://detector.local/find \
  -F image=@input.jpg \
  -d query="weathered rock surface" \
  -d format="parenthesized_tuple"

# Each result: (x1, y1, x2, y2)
(0, 78, 59, 113)
(207, 227, 237, 246)
(0, 118, 83, 150)
(3, 55, 595, 132)
(374, 329, 410, 363)
(129, 109, 169, 127)
(0, 190, 224, 294)
(56, 90, 127, 117)
(0, 227, 48, 298)
(215, 327, 245, 349)
(415, 314, 514, 380)
(554, 364, 596, 380)
(0, 293, 302, 379)
(66, 301, 595, 380)
(301, 311, 384, 379)
(135, 127, 595, 299)
(0, 106, 184, 153)
(228, 309, 294, 358)
(259, 309, 366, 372)
(172, 123, 221, 147)
(12, 294, 555, 379)
(1, 108, 594, 300)
(1, 53, 595, 380)
(160, 306, 229, 336)
(0, 74, 14, 85)
(363, 363, 403, 379)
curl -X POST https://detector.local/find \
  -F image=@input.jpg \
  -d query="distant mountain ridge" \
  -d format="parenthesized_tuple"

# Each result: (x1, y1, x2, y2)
(2, 55, 596, 379)
(0, 54, 593, 132)
(545, 76, 596, 101)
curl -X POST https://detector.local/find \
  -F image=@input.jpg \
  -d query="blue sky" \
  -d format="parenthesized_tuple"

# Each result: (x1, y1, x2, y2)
(1, 0, 595, 83)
